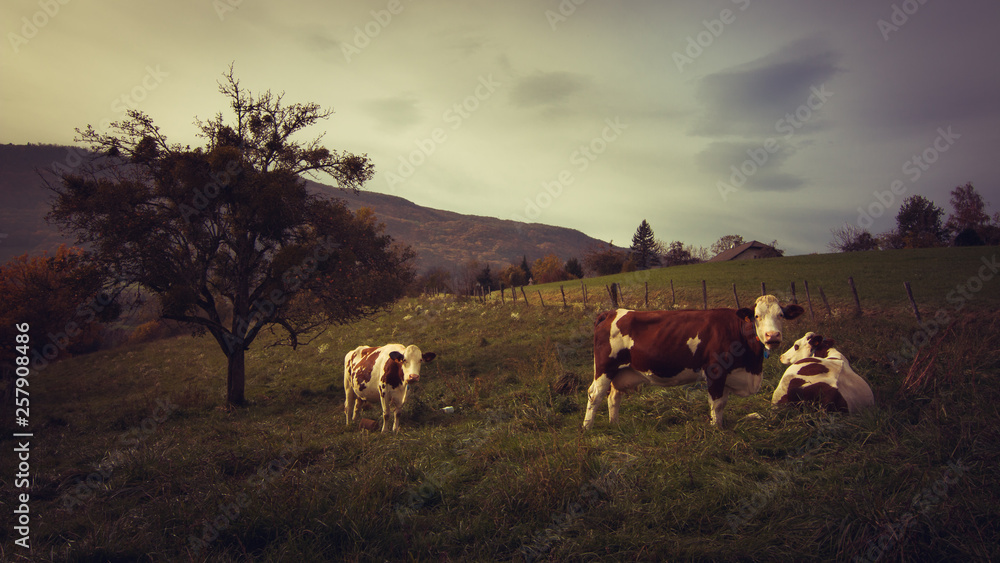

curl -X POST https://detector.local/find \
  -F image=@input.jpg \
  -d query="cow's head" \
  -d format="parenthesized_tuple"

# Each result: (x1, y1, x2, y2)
(779, 332, 835, 364)
(391, 345, 436, 383)
(737, 295, 804, 352)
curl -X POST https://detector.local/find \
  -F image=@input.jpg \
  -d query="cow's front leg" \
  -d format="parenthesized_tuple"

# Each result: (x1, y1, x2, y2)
(708, 388, 730, 427)
(583, 375, 612, 429)
(345, 390, 356, 425)
(380, 390, 393, 432)
(392, 406, 402, 433)
(608, 386, 623, 424)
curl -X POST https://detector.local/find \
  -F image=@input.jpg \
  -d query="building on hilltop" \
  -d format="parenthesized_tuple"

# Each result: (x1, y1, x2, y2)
(708, 240, 783, 262)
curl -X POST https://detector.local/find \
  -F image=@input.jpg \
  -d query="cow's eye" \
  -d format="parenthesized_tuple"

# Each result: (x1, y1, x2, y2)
(794, 344, 799, 350)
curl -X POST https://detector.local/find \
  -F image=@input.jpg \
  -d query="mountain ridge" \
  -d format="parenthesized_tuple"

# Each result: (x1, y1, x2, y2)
(0, 144, 610, 273)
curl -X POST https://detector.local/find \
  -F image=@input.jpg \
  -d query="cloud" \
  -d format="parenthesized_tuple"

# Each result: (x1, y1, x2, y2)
(697, 140, 807, 193)
(692, 39, 841, 138)
(363, 95, 423, 132)
(510, 71, 589, 108)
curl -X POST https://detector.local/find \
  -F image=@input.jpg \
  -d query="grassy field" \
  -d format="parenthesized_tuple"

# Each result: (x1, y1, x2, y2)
(3, 248, 1000, 561)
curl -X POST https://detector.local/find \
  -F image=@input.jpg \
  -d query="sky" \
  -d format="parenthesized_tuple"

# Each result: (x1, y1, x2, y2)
(2, 0, 999, 256)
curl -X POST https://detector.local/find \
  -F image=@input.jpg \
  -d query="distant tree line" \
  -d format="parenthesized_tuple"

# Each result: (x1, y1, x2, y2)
(830, 183, 1000, 252)
(410, 220, 764, 295)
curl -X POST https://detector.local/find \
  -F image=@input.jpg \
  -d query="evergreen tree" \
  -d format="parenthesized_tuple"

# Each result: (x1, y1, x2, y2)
(629, 220, 660, 270)
(520, 255, 532, 282)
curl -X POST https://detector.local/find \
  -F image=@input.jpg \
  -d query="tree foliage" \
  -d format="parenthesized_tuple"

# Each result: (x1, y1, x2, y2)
(945, 182, 990, 236)
(895, 195, 946, 248)
(0, 245, 116, 365)
(498, 264, 528, 288)
(583, 242, 627, 277)
(710, 234, 745, 256)
(829, 224, 879, 252)
(532, 254, 570, 284)
(661, 240, 701, 266)
(48, 67, 413, 406)
(564, 257, 584, 279)
(629, 220, 660, 270)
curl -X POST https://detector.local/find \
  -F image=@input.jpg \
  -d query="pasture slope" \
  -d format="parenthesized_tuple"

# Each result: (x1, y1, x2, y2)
(3, 247, 999, 561)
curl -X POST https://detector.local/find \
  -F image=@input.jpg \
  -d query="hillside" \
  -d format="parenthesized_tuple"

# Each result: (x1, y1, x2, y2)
(0, 144, 610, 272)
(7, 247, 999, 560)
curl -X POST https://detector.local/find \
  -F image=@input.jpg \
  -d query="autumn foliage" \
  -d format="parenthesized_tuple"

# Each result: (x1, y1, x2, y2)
(0, 245, 114, 364)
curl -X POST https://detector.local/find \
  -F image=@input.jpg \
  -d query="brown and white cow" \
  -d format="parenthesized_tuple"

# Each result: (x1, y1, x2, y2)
(344, 344, 436, 432)
(773, 332, 875, 414)
(582, 295, 803, 428)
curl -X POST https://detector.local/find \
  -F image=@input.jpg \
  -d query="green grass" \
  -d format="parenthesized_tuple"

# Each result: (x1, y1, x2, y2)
(3, 248, 1000, 561)
(526, 246, 1000, 314)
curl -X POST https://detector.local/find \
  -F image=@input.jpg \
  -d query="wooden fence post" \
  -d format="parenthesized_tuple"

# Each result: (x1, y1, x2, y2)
(670, 280, 675, 307)
(761, 282, 766, 297)
(521, 286, 529, 305)
(790, 281, 797, 304)
(702, 280, 708, 310)
(819, 286, 832, 317)
(847, 276, 862, 317)
(538, 290, 546, 308)
(803, 280, 816, 322)
(644, 281, 649, 309)
(560, 285, 567, 308)
(904, 281, 922, 322)
(607, 284, 619, 308)
(732, 283, 740, 309)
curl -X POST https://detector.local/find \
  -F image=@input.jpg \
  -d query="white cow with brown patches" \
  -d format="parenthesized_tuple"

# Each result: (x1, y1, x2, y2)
(344, 344, 436, 432)
(772, 332, 875, 414)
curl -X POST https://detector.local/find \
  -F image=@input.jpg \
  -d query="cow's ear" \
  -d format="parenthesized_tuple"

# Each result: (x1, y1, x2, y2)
(389, 351, 405, 362)
(783, 304, 805, 320)
(821, 338, 836, 350)
(808, 334, 824, 348)
(736, 308, 754, 321)
(422, 352, 436, 363)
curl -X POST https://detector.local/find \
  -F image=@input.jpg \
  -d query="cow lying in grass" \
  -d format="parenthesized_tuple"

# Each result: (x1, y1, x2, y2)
(583, 295, 804, 429)
(773, 332, 875, 414)
(344, 344, 436, 432)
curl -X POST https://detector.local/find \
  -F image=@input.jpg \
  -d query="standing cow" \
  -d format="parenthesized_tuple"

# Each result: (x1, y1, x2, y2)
(772, 332, 875, 413)
(582, 295, 803, 428)
(344, 344, 436, 432)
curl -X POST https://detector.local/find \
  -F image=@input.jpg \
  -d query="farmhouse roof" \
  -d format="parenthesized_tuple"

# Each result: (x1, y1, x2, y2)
(708, 240, 779, 262)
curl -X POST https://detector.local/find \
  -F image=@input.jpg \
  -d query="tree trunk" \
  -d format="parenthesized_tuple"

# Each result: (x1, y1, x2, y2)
(226, 347, 246, 406)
